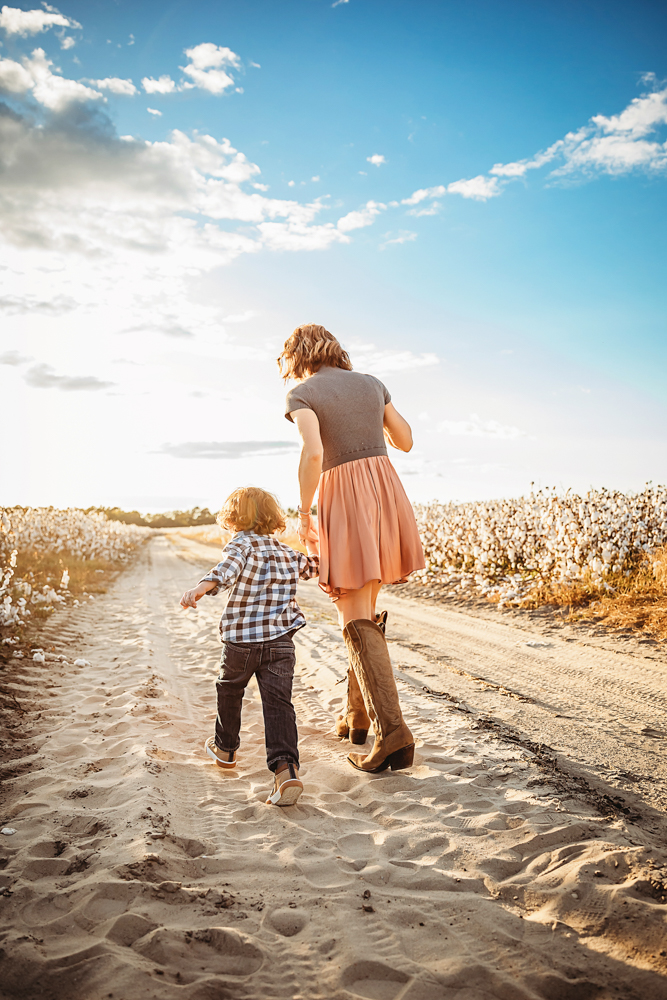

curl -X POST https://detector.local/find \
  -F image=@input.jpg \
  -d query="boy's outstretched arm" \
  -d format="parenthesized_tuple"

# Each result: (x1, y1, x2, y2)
(180, 579, 216, 609)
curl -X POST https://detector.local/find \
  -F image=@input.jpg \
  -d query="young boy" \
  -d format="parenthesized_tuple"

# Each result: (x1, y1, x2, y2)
(180, 487, 319, 807)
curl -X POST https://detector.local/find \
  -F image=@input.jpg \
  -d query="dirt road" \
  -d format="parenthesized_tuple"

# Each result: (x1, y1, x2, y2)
(300, 579, 667, 817)
(1, 534, 666, 1000)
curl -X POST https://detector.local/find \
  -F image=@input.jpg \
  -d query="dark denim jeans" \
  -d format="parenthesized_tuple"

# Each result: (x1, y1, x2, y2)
(215, 631, 299, 772)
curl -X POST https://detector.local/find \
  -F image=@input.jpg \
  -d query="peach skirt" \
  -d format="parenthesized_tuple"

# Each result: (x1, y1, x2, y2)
(317, 455, 425, 598)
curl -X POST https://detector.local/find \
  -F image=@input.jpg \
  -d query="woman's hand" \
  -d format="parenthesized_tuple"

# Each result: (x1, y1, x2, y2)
(180, 582, 212, 609)
(298, 513, 319, 546)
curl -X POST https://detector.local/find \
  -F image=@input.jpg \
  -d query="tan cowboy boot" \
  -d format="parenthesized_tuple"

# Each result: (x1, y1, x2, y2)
(335, 664, 371, 745)
(342, 619, 414, 773)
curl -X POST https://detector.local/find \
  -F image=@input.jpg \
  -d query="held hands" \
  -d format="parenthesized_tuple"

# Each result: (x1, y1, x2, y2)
(298, 512, 319, 553)
(180, 582, 211, 610)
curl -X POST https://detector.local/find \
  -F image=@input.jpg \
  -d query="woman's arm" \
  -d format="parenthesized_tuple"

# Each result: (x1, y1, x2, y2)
(292, 408, 323, 543)
(383, 402, 413, 452)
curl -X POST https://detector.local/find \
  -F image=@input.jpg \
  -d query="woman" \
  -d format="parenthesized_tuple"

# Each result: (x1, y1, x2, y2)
(278, 323, 425, 773)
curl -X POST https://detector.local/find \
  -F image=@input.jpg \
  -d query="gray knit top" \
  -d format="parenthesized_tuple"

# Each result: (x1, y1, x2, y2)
(285, 366, 391, 472)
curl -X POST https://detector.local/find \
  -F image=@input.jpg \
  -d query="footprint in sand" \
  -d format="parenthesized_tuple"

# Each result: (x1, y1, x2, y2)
(134, 926, 264, 983)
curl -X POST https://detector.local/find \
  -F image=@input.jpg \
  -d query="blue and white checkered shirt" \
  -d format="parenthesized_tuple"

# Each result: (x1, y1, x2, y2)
(199, 531, 320, 643)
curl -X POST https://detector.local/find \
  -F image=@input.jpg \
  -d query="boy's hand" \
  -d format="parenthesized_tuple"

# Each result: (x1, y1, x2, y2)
(180, 582, 211, 609)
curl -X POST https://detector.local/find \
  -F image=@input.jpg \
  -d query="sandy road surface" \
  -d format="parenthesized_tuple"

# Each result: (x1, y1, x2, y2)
(1, 534, 666, 1000)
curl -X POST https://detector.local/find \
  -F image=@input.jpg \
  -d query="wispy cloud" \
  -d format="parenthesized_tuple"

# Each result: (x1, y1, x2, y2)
(380, 230, 417, 248)
(24, 364, 115, 391)
(0, 350, 31, 366)
(438, 414, 527, 440)
(350, 346, 439, 375)
(0, 294, 78, 315)
(159, 440, 299, 459)
(402, 80, 667, 213)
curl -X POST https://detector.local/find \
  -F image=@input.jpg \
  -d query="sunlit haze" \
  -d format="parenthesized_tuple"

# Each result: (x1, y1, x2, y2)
(1, 0, 666, 511)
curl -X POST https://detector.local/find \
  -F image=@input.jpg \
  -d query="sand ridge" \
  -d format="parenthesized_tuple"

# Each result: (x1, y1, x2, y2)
(1, 534, 666, 1000)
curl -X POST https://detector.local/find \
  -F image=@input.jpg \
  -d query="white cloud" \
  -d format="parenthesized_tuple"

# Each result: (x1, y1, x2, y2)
(337, 199, 385, 232)
(222, 310, 256, 323)
(0, 103, 357, 351)
(0, 4, 80, 37)
(367, 154, 386, 166)
(0, 55, 33, 92)
(24, 363, 115, 391)
(380, 230, 417, 248)
(446, 175, 501, 200)
(350, 345, 439, 375)
(332, 0, 349, 6)
(142, 74, 176, 94)
(311, 175, 320, 182)
(438, 414, 526, 439)
(400, 81, 667, 213)
(401, 185, 446, 206)
(93, 77, 137, 96)
(59, 35, 74, 50)
(0, 48, 104, 111)
(490, 141, 562, 178)
(257, 220, 348, 251)
(180, 42, 240, 95)
(0, 350, 31, 365)
(147, 107, 161, 116)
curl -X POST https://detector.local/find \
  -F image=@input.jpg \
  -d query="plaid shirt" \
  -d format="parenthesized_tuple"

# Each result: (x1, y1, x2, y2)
(199, 531, 320, 643)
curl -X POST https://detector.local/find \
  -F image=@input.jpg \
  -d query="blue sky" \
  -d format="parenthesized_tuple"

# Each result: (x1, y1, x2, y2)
(0, 0, 665, 510)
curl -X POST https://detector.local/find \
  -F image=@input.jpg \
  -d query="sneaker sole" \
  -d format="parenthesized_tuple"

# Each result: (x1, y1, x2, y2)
(267, 781, 303, 806)
(204, 740, 236, 769)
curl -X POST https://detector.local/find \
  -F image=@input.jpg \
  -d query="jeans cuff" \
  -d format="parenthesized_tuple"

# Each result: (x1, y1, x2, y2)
(268, 755, 299, 773)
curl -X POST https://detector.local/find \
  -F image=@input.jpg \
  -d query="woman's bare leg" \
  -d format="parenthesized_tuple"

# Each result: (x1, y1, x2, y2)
(370, 581, 382, 621)
(335, 581, 384, 629)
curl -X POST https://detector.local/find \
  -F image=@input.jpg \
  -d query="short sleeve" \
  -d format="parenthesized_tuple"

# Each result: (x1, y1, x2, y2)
(368, 375, 391, 405)
(285, 384, 314, 423)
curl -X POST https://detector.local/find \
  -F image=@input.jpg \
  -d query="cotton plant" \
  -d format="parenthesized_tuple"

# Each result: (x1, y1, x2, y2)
(0, 507, 145, 627)
(413, 485, 667, 605)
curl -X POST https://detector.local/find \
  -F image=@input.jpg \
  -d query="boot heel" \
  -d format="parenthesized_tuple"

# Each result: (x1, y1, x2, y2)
(388, 743, 415, 770)
(349, 728, 368, 745)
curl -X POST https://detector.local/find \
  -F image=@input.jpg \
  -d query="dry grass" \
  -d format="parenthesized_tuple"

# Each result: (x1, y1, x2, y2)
(170, 523, 307, 554)
(516, 546, 667, 639)
(15, 549, 135, 600)
(169, 524, 229, 547)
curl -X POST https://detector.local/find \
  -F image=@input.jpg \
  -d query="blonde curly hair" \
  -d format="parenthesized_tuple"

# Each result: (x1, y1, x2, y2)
(217, 487, 286, 536)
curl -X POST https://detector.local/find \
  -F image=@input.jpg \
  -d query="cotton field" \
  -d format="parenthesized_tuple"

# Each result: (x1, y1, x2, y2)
(0, 507, 145, 628)
(413, 485, 667, 606)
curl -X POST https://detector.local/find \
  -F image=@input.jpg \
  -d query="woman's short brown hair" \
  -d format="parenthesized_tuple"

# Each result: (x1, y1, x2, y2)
(277, 324, 352, 381)
(217, 487, 286, 536)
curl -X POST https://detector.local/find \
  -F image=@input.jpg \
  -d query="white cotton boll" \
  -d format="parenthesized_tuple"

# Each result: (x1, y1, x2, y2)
(74, 658, 91, 667)
(33, 651, 46, 664)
